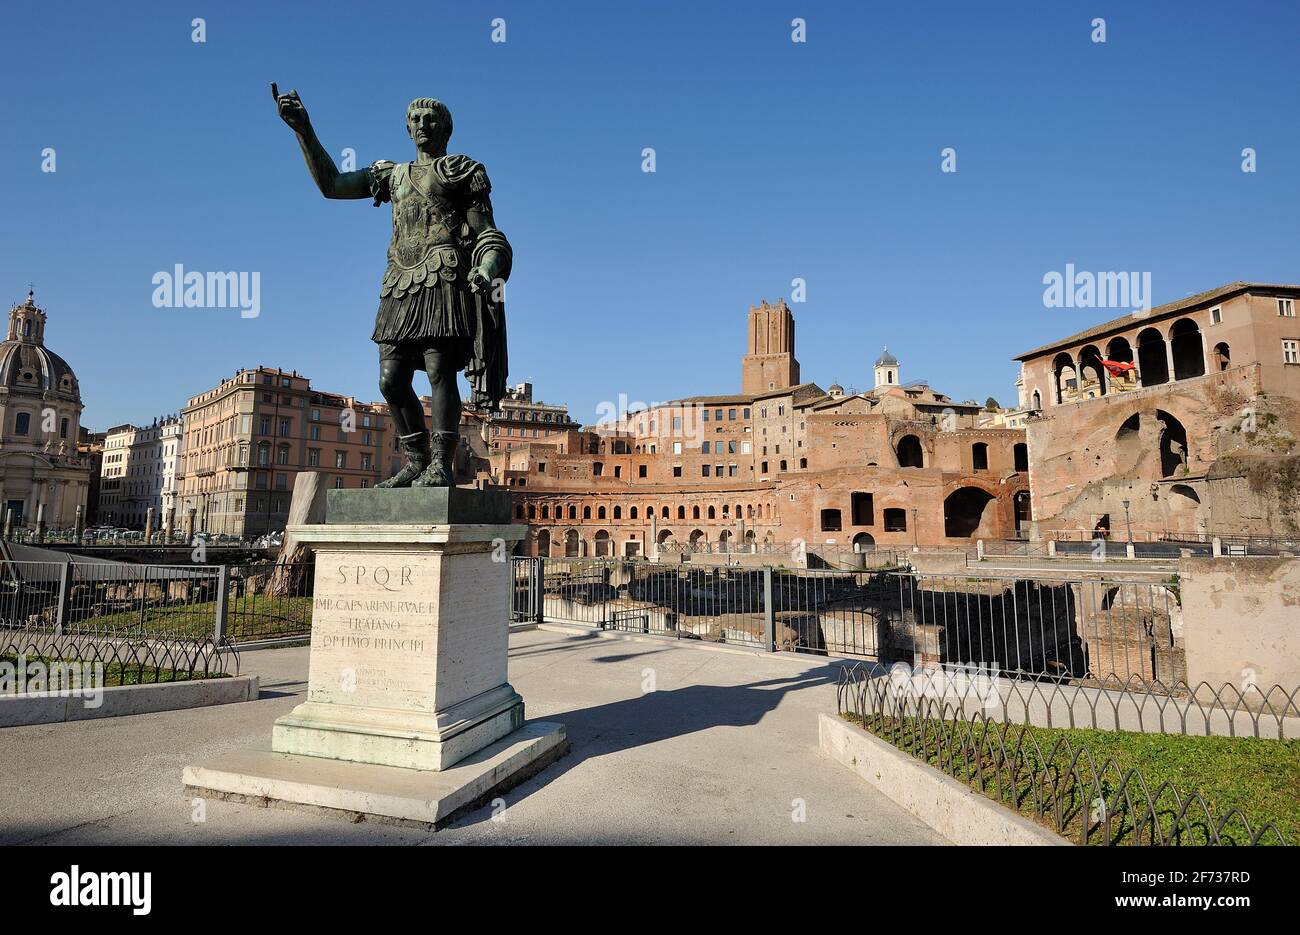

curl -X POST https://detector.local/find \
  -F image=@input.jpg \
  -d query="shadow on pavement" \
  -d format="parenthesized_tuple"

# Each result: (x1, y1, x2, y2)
(446, 664, 843, 831)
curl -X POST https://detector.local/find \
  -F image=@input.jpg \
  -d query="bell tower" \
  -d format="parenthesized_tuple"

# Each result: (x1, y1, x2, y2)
(7, 290, 47, 344)
(741, 298, 800, 394)
(873, 346, 899, 388)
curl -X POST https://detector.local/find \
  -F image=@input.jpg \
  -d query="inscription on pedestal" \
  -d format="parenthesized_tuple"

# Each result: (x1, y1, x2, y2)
(307, 553, 441, 712)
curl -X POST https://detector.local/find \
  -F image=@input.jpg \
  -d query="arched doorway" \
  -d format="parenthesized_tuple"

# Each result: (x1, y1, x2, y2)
(593, 529, 610, 557)
(943, 487, 997, 538)
(1213, 342, 1230, 372)
(1106, 336, 1134, 366)
(564, 528, 582, 557)
(1137, 329, 1169, 386)
(1053, 353, 1077, 403)
(1104, 337, 1136, 391)
(717, 529, 732, 553)
(1013, 490, 1031, 536)
(689, 529, 707, 550)
(852, 532, 876, 552)
(536, 529, 551, 557)
(1079, 345, 1107, 396)
(1170, 318, 1205, 379)
(896, 434, 924, 468)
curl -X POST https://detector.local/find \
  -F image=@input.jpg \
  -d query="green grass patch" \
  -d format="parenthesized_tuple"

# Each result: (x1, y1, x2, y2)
(844, 712, 1300, 845)
(68, 595, 313, 641)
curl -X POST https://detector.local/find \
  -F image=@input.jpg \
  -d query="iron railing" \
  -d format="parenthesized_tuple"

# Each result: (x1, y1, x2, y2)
(839, 663, 1300, 740)
(658, 539, 903, 570)
(5, 529, 265, 547)
(1044, 529, 1300, 556)
(0, 560, 220, 639)
(0, 631, 238, 687)
(1160, 531, 1300, 556)
(513, 559, 1190, 685)
(224, 562, 314, 643)
(779, 570, 1185, 683)
(836, 665, 1292, 845)
(977, 539, 1054, 558)
(0, 559, 313, 644)
(513, 557, 769, 645)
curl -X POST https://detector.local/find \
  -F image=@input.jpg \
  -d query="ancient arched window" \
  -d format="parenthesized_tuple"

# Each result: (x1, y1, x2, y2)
(1170, 318, 1206, 380)
(896, 435, 923, 468)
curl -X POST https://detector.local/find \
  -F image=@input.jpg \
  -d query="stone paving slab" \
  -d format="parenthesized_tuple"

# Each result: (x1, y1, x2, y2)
(183, 721, 567, 826)
(0, 629, 944, 845)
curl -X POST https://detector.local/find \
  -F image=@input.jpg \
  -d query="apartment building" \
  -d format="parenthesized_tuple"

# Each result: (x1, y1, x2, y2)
(176, 367, 390, 537)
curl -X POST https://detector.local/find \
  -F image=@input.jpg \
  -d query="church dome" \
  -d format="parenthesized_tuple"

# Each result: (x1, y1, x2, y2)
(874, 346, 898, 368)
(1, 291, 80, 398)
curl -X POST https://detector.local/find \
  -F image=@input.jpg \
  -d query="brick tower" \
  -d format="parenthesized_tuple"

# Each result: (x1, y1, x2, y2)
(741, 298, 800, 394)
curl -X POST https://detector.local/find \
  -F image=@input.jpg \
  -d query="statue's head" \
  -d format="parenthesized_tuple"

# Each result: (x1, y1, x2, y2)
(406, 98, 452, 155)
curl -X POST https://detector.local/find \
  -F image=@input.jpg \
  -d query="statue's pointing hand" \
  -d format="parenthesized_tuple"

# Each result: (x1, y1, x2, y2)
(271, 82, 310, 133)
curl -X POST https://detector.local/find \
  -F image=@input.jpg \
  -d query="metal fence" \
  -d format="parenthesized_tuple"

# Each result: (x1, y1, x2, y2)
(225, 562, 314, 643)
(778, 570, 1185, 684)
(836, 665, 1291, 845)
(7, 529, 263, 547)
(1056, 538, 1202, 559)
(659, 540, 902, 570)
(977, 539, 1054, 558)
(1160, 531, 1300, 556)
(0, 630, 239, 686)
(1044, 529, 1300, 557)
(514, 558, 1191, 686)
(839, 663, 1299, 740)
(0, 559, 313, 645)
(513, 557, 770, 645)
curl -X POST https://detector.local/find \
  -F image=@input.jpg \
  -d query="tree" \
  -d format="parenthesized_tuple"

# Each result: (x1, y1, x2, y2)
(984, 397, 1000, 411)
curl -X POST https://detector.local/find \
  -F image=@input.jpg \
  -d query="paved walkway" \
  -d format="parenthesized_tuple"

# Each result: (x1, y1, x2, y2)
(0, 628, 943, 845)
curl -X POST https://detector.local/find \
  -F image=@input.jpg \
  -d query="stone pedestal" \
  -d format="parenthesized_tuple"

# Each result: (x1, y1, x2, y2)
(183, 487, 567, 827)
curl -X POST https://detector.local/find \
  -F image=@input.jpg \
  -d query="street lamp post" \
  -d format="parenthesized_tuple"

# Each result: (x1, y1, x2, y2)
(911, 507, 919, 552)
(1122, 498, 1133, 547)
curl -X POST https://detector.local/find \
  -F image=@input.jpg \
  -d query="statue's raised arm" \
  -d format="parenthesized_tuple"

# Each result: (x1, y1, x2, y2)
(271, 83, 372, 200)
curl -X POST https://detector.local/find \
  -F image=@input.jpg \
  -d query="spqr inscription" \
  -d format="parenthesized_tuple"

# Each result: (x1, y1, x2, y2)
(336, 564, 414, 591)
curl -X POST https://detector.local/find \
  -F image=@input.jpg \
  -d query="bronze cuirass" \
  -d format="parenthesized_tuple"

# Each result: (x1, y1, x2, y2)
(380, 163, 465, 299)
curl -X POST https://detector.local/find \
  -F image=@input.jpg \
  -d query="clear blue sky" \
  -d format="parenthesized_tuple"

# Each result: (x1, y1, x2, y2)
(3, 0, 1299, 430)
